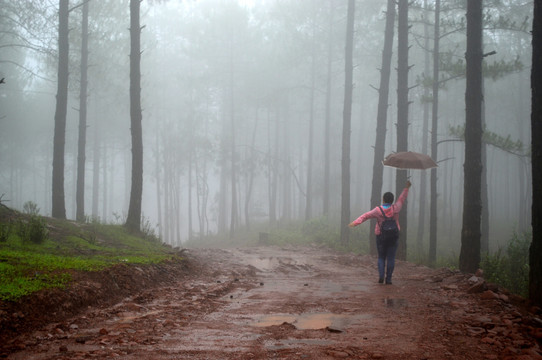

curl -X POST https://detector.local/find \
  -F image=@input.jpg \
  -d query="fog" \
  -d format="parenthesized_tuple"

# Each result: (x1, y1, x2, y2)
(0, 1, 532, 256)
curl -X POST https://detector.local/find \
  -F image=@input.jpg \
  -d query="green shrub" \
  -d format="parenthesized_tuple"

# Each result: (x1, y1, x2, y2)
(22, 201, 40, 216)
(481, 231, 530, 298)
(141, 215, 160, 243)
(0, 222, 12, 242)
(17, 216, 49, 244)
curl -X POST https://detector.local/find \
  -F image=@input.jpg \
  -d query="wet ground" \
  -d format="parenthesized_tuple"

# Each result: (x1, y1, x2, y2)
(2, 245, 542, 359)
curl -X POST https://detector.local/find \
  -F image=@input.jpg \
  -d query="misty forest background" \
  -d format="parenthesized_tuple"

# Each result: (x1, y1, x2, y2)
(0, 1, 533, 271)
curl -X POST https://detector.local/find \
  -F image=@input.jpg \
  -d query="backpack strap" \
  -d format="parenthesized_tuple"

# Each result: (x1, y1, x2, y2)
(378, 206, 388, 219)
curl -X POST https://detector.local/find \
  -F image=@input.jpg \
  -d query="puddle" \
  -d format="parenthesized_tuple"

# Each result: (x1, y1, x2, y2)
(253, 312, 370, 330)
(253, 314, 297, 327)
(317, 281, 368, 294)
(245, 256, 280, 271)
(265, 338, 333, 350)
(384, 298, 408, 308)
(243, 254, 312, 272)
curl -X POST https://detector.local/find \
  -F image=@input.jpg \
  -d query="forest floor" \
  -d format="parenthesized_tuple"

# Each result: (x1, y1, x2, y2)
(1, 244, 542, 360)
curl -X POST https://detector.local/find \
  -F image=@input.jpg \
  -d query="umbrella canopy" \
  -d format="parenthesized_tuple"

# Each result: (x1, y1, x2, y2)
(382, 151, 437, 170)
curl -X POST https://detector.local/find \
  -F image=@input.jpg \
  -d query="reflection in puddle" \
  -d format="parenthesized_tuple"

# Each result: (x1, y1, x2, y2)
(318, 281, 368, 293)
(384, 298, 408, 308)
(253, 312, 370, 330)
(243, 254, 311, 272)
(297, 313, 340, 330)
(253, 314, 297, 327)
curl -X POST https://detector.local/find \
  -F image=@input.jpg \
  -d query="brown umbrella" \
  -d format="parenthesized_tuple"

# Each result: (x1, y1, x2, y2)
(382, 151, 437, 170)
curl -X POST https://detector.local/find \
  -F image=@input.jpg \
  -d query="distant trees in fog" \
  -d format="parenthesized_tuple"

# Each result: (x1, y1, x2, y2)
(0, 1, 533, 271)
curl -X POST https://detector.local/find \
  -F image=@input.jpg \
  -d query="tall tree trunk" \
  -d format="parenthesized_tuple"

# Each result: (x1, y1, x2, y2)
(518, 71, 529, 233)
(459, 0, 483, 273)
(245, 112, 259, 230)
(91, 119, 100, 219)
(200, 114, 211, 237)
(369, 0, 395, 255)
(281, 102, 292, 224)
(76, 0, 89, 222)
(126, 0, 143, 231)
(72, 125, 78, 217)
(446, 154, 456, 243)
(174, 177, 181, 246)
(395, 0, 410, 260)
(269, 109, 279, 227)
(429, 0, 441, 267)
(102, 146, 108, 221)
(44, 149, 51, 212)
(519, 157, 528, 232)
(218, 136, 228, 233)
(163, 157, 170, 243)
(417, 0, 430, 256)
(481, 112, 490, 254)
(125, 0, 143, 232)
(530, 0, 542, 307)
(323, 0, 335, 217)
(297, 151, 304, 219)
(196, 161, 203, 238)
(188, 146, 193, 242)
(340, 0, 355, 245)
(186, 89, 195, 241)
(195, 147, 204, 238)
(479, 72, 489, 254)
(305, 5, 316, 221)
(52, 0, 69, 219)
(229, 57, 238, 239)
(155, 132, 162, 239)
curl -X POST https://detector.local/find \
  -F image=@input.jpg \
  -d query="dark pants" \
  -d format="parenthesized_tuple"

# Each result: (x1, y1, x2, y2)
(376, 234, 398, 282)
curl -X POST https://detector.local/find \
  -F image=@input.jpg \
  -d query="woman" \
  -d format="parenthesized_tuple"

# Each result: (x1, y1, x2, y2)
(349, 180, 411, 284)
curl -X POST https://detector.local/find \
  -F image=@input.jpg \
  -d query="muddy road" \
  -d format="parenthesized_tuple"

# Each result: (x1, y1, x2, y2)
(4, 245, 542, 359)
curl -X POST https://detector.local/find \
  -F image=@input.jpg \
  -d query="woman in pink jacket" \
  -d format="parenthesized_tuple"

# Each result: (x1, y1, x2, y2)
(349, 180, 411, 285)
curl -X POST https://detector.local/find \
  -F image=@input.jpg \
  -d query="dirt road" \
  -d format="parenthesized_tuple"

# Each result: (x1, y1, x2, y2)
(3, 245, 542, 359)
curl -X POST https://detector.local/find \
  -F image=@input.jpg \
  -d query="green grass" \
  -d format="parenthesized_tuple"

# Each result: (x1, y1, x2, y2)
(0, 210, 178, 302)
(480, 231, 530, 298)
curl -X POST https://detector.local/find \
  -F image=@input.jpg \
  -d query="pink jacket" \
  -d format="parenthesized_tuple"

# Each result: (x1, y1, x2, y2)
(351, 187, 409, 235)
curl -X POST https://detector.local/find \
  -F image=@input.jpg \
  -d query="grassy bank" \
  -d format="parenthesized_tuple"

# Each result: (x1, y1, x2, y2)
(0, 206, 179, 302)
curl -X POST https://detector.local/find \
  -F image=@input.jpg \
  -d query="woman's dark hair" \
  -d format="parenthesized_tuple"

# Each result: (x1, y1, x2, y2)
(383, 192, 394, 204)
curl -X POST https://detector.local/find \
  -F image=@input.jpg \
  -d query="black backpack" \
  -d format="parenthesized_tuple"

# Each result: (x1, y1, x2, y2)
(378, 206, 398, 240)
